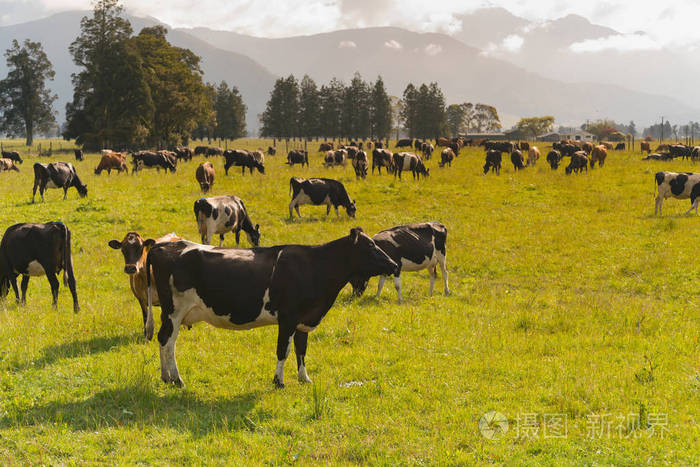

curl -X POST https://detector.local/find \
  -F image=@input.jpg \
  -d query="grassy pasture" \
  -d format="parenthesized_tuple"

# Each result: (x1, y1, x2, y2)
(0, 138, 698, 464)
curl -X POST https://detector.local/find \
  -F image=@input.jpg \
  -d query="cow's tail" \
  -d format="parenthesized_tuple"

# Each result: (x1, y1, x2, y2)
(146, 247, 153, 324)
(59, 222, 79, 312)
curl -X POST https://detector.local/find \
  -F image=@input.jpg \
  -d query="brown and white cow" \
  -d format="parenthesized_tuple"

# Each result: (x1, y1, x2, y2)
(94, 152, 128, 175)
(0, 158, 20, 172)
(196, 162, 215, 193)
(439, 148, 455, 167)
(590, 145, 607, 168)
(527, 146, 540, 166)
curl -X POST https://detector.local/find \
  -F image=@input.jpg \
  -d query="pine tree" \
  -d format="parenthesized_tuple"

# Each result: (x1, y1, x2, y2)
(298, 75, 320, 139)
(370, 76, 392, 139)
(319, 78, 344, 139)
(213, 81, 246, 140)
(400, 83, 418, 138)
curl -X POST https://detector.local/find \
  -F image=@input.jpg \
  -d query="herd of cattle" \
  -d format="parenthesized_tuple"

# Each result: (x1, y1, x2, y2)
(2, 135, 700, 388)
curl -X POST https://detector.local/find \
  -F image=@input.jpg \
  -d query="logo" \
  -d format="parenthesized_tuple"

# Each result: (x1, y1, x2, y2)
(479, 411, 509, 440)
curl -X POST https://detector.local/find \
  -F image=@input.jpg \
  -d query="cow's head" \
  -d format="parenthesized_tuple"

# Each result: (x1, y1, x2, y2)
(109, 232, 155, 274)
(346, 200, 357, 218)
(77, 183, 88, 197)
(347, 227, 397, 279)
(256, 162, 265, 174)
(247, 224, 261, 247)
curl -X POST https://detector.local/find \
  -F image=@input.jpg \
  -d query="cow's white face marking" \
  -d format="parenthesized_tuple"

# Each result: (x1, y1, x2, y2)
(25, 260, 45, 277)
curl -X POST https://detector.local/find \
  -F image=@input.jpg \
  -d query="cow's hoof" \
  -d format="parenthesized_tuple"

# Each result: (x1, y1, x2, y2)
(73, 306, 80, 313)
(298, 375, 312, 384)
(273, 376, 285, 389)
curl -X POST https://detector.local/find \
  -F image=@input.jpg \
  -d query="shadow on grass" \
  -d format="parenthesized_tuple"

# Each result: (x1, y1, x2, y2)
(0, 384, 264, 436)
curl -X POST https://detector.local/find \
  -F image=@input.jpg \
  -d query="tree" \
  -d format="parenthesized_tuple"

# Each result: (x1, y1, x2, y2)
(0, 39, 57, 146)
(318, 78, 344, 139)
(370, 76, 392, 139)
(261, 75, 299, 138)
(473, 104, 501, 132)
(193, 82, 217, 141)
(212, 81, 246, 140)
(400, 83, 418, 138)
(462, 103, 475, 131)
(584, 119, 619, 141)
(515, 116, 555, 140)
(446, 104, 465, 137)
(342, 73, 371, 139)
(298, 75, 320, 139)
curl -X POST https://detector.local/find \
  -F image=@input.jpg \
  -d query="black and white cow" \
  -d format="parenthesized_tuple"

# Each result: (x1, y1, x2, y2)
(654, 171, 700, 215)
(392, 152, 429, 180)
(287, 149, 309, 167)
(194, 196, 260, 246)
(1, 150, 22, 164)
(372, 149, 394, 174)
(223, 149, 265, 175)
(289, 177, 356, 219)
(146, 228, 398, 387)
(32, 162, 88, 202)
(132, 151, 176, 173)
(510, 150, 525, 171)
(350, 222, 449, 303)
(0, 222, 79, 312)
(483, 150, 502, 174)
(565, 151, 588, 175)
(352, 150, 368, 179)
(546, 150, 562, 169)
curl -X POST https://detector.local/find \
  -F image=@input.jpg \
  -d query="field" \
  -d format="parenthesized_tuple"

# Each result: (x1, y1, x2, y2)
(0, 138, 699, 464)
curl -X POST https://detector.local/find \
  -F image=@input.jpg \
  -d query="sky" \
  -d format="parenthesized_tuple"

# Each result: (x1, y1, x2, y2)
(0, 0, 698, 49)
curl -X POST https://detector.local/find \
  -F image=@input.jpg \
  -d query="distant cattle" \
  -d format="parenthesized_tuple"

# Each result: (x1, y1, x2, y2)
(692, 147, 700, 161)
(319, 142, 334, 152)
(643, 153, 673, 161)
(601, 142, 613, 150)
(669, 144, 692, 160)
(194, 195, 260, 246)
(224, 149, 265, 175)
(195, 162, 215, 193)
(439, 148, 455, 167)
(510, 150, 525, 171)
(641, 142, 651, 154)
(32, 162, 87, 202)
(483, 150, 502, 175)
(352, 151, 368, 179)
(372, 148, 394, 174)
(422, 143, 434, 160)
(565, 151, 588, 175)
(132, 151, 176, 173)
(396, 138, 413, 148)
(654, 171, 700, 215)
(559, 143, 578, 157)
(581, 142, 593, 154)
(108, 231, 181, 340)
(194, 146, 208, 155)
(74, 149, 84, 161)
(158, 150, 178, 169)
(614, 143, 625, 151)
(527, 147, 540, 166)
(519, 141, 530, 151)
(0, 158, 20, 172)
(590, 145, 607, 168)
(1, 150, 22, 164)
(436, 137, 450, 147)
(206, 147, 223, 157)
(350, 222, 449, 303)
(546, 150, 562, 169)
(289, 177, 356, 219)
(0, 222, 79, 312)
(287, 149, 309, 167)
(484, 141, 514, 153)
(325, 149, 347, 168)
(393, 152, 428, 180)
(174, 146, 193, 161)
(267, 146, 276, 156)
(94, 152, 128, 175)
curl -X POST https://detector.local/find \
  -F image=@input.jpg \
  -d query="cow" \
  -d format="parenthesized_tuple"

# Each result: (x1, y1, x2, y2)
(372, 148, 394, 174)
(174, 146, 193, 161)
(581, 142, 593, 154)
(206, 147, 223, 157)
(319, 142, 334, 152)
(352, 151, 368, 179)
(422, 143, 434, 160)
(565, 151, 588, 175)
(195, 162, 215, 193)
(436, 137, 450, 147)
(396, 138, 413, 148)
(74, 149, 84, 161)
(94, 152, 128, 175)
(374, 141, 384, 149)
(132, 151, 176, 173)
(692, 147, 700, 161)
(546, 150, 562, 169)
(654, 171, 700, 215)
(350, 222, 449, 303)
(224, 149, 265, 175)
(559, 143, 578, 157)
(32, 162, 87, 202)
(0, 222, 79, 312)
(510, 150, 525, 171)
(194, 195, 260, 247)
(267, 146, 276, 156)
(393, 152, 429, 180)
(484, 141, 514, 153)
(527, 147, 540, 166)
(669, 144, 692, 160)
(483, 150, 502, 174)
(641, 142, 651, 154)
(601, 142, 613, 150)
(519, 141, 530, 151)
(1, 150, 22, 164)
(440, 148, 455, 167)
(344, 146, 358, 160)
(614, 142, 625, 151)
(289, 177, 356, 219)
(158, 150, 178, 169)
(194, 146, 208, 156)
(0, 158, 20, 172)
(108, 232, 181, 340)
(324, 149, 347, 168)
(146, 228, 398, 388)
(643, 153, 672, 161)
(287, 149, 309, 167)
(590, 145, 607, 168)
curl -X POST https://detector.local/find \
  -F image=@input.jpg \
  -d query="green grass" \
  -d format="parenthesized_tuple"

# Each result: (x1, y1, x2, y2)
(0, 137, 699, 464)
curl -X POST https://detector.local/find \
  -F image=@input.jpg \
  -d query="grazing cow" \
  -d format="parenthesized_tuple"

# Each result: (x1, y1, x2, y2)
(440, 148, 455, 167)
(692, 147, 700, 161)
(654, 171, 700, 215)
(350, 222, 449, 303)
(396, 138, 413, 148)
(559, 143, 578, 157)
(393, 152, 429, 180)
(194, 195, 260, 247)
(565, 151, 588, 174)
(146, 228, 397, 388)
(289, 177, 356, 219)
(158, 150, 178, 169)
(196, 162, 215, 193)
(267, 146, 276, 156)
(206, 147, 223, 157)
(0, 158, 20, 172)
(422, 143, 434, 160)
(643, 153, 673, 161)
(614, 142, 625, 150)
(108, 232, 181, 340)
(325, 149, 347, 168)
(374, 141, 384, 149)
(436, 137, 450, 147)
(669, 144, 692, 160)
(74, 149, 84, 161)
(511, 150, 525, 171)
(641, 142, 651, 154)
(599, 142, 612, 150)
(527, 147, 540, 166)
(132, 151, 176, 173)
(519, 141, 530, 151)
(223, 149, 265, 175)
(287, 149, 309, 167)
(1, 150, 22, 164)
(484, 141, 514, 153)
(344, 146, 358, 160)
(94, 152, 128, 175)
(372, 148, 394, 174)
(352, 151, 368, 179)
(483, 150, 502, 174)
(581, 142, 593, 154)
(590, 145, 607, 168)
(546, 150, 562, 169)
(0, 222, 79, 312)
(32, 162, 87, 202)
(319, 142, 334, 152)
(174, 146, 193, 161)
(194, 146, 208, 156)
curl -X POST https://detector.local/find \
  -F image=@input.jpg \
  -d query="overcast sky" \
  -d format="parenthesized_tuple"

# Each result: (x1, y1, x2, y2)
(1, 0, 698, 48)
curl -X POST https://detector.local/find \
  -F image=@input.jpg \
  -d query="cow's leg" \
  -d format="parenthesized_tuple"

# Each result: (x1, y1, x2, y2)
(40, 185, 46, 202)
(46, 273, 60, 309)
(63, 187, 68, 200)
(326, 204, 331, 216)
(205, 231, 213, 245)
(158, 312, 183, 387)
(8, 276, 19, 304)
(289, 200, 297, 219)
(140, 299, 154, 341)
(686, 197, 700, 215)
(235, 228, 241, 246)
(242, 166, 245, 176)
(376, 276, 386, 297)
(655, 196, 662, 216)
(439, 255, 450, 296)
(219, 234, 224, 247)
(32, 181, 38, 203)
(20, 275, 29, 304)
(274, 322, 296, 388)
(393, 274, 403, 304)
(294, 331, 312, 383)
(334, 206, 340, 217)
(429, 265, 437, 296)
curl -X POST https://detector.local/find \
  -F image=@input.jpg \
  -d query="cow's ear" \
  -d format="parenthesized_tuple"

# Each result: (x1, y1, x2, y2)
(255, 223, 260, 232)
(144, 239, 156, 250)
(349, 227, 363, 244)
(108, 240, 121, 249)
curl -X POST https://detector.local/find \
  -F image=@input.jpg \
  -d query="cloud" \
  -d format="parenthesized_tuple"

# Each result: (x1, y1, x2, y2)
(384, 39, 402, 49)
(424, 43, 442, 56)
(501, 34, 524, 52)
(338, 40, 357, 48)
(570, 33, 661, 52)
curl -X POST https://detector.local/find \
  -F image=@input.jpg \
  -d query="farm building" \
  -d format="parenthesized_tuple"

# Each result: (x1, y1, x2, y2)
(537, 128, 595, 142)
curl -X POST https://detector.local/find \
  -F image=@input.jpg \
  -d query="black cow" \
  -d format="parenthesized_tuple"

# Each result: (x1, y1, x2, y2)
(194, 195, 260, 246)
(393, 152, 429, 180)
(287, 149, 309, 167)
(546, 150, 562, 169)
(643, 153, 673, 161)
(372, 149, 394, 174)
(174, 146, 193, 161)
(194, 146, 208, 155)
(483, 150, 502, 174)
(510, 150, 525, 171)
(350, 222, 449, 303)
(206, 147, 223, 157)
(565, 151, 588, 175)
(0, 222, 79, 312)
(289, 177, 356, 219)
(396, 138, 413, 148)
(224, 149, 265, 175)
(146, 228, 398, 387)
(484, 141, 514, 153)
(132, 151, 176, 173)
(267, 146, 276, 156)
(559, 143, 578, 157)
(32, 162, 87, 202)
(614, 143, 625, 150)
(74, 149, 84, 161)
(1, 150, 22, 164)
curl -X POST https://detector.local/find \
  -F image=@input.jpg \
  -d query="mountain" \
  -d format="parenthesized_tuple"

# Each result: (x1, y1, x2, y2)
(0, 11, 276, 132)
(182, 25, 698, 127)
